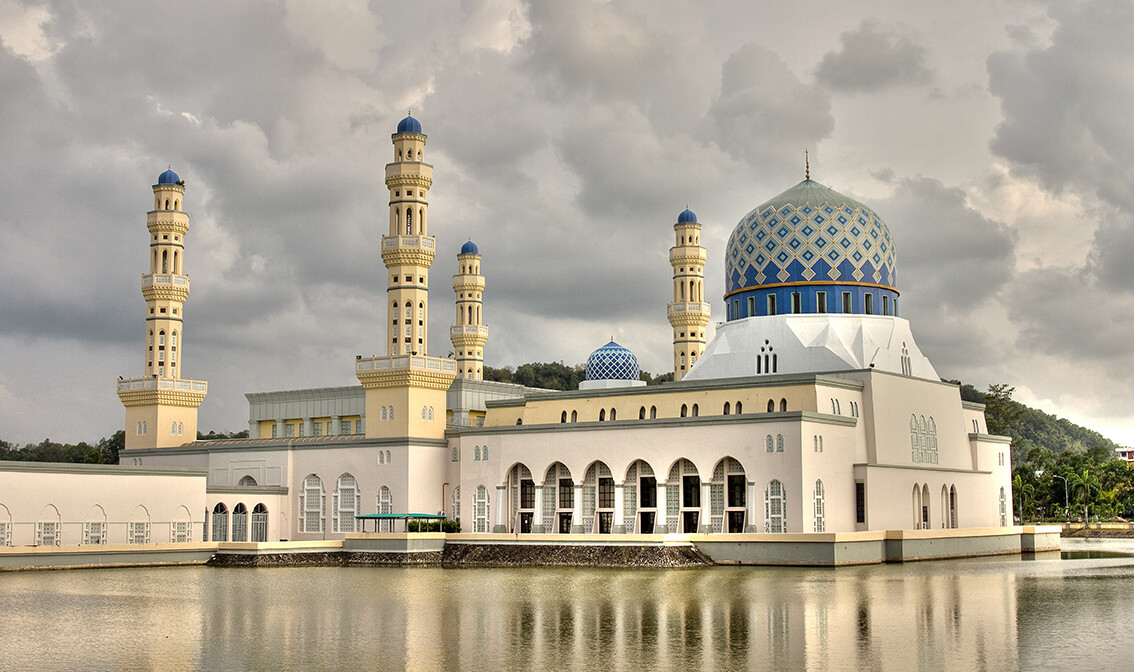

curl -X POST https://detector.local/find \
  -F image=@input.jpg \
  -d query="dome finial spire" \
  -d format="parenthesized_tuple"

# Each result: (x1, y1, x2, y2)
(805, 150, 810, 181)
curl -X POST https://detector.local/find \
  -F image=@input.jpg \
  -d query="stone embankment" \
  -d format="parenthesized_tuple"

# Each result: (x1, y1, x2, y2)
(439, 543, 713, 568)
(208, 544, 712, 568)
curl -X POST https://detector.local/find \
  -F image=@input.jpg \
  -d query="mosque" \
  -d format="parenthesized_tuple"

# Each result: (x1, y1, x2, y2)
(1, 115, 1014, 550)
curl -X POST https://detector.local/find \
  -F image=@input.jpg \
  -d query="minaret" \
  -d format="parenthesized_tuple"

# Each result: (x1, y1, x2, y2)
(118, 168, 207, 451)
(382, 114, 434, 357)
(451, 241, 488, 380)
(668, 208, 711, 381)
(357, 115, 456, 455)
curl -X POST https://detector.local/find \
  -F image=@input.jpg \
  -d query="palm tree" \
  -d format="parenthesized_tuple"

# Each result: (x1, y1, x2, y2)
(1013, 473, 1035, 524)
(1067, 469, 1100, 522)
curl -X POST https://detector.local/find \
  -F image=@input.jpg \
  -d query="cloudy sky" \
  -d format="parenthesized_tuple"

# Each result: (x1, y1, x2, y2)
(1, 0, 1132, 446)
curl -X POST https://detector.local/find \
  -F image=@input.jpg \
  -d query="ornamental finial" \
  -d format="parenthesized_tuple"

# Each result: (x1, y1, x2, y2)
(805, 150, 810, 180)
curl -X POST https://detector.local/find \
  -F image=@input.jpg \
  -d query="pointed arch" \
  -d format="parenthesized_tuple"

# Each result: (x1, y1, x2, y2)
(231, 503, 249, 542)
(300, 474, 325, 534)
(765, 480, 786, 533)
(333, 473, 360, 533)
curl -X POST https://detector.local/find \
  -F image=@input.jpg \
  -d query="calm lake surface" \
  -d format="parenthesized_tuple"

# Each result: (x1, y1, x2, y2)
(4, 538, 1133, 671)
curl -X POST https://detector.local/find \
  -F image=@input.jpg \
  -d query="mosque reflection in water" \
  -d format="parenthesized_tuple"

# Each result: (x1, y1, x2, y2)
(184, 563, 1022, 670)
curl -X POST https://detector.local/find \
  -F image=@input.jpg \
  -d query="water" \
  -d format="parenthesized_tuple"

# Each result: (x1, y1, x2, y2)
(3, 539, 1132, 671)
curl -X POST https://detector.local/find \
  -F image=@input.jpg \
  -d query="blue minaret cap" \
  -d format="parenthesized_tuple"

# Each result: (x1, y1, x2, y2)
(397, 115, 422, 134)
(157, 168, 180, 184)
(460, 240, 479, 255)
(677, 208, 697, 223)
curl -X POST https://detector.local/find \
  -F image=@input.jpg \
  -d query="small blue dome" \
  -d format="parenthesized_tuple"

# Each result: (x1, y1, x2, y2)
(677, 208, 697, 223)
(397, 115, 422, 134)
(157, 168, 180, 185)
(585, 341, 640, 382)
(460, 240, 479, 255)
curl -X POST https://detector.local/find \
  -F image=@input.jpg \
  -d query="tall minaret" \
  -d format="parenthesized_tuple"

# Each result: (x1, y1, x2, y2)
(382, 114, 434, 356)
(668, 208, 711, 381)
(118, 168, 207, 451)
(451, 241, 488, 379)
(358, 115, 455, 460)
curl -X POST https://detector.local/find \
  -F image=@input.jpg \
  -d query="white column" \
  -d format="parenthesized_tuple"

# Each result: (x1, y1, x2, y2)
(613, 484, 625, 534)
(571, 484, 584, 534)
(533, 485, 545, 533)
(700, 482, 712, 533)
(494, 485, 507, 533)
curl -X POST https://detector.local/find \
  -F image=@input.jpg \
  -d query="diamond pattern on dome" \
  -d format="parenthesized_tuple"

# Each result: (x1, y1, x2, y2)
(725, 179, 898, 293)
(585, 341, 640, 381)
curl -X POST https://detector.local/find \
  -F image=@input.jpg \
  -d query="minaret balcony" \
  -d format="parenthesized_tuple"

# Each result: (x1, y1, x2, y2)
(451, 325, 489, 338)
(381, 235, 437, 267)
(670, 247, 707, 265)
(141, 273, 190, 301)
(357, 354, 456, 374)
(667, 302, 712, 319)
(117, 377, 208, 394)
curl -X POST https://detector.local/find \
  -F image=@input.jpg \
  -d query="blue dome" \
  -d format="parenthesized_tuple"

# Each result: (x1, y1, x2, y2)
(397, 115, 422, 134)
(157, 168, 180, 185)
(677, 208, 697, 224)
(460, 240, 479, 255)
(726, 179, 897, 295)
(585, 341, 640, 382)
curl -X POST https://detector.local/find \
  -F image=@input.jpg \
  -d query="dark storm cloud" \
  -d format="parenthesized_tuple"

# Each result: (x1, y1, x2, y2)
(988, 1, 1134, 291)
(815, 20, 933, 92)
(706, 44, 834, 177)
(875, 177, 1016, 311)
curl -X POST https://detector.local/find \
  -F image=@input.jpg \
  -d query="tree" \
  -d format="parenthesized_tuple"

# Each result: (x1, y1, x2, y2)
(1067, 469, 1100, 522)
(983, 384, 1023, 437)
(1013, 473, 1035, 523)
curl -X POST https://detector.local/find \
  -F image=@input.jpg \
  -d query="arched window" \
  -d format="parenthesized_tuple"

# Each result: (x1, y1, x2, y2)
(736, 401, 742, 414)
(680, 404, 688, 417)
(210, 503, 228, 542)
(610, 408, 616, 421)
(776, 434, 784, 452)
(765, 481, 785, 533)
(161, 249, 168, 273)
(238, 475, 257, 486)
(406, 207, 413, 233)
(83, 506, 108, 545)
(378, 486, 393, 532)
(949, 485, 958, 529)
(474, 446, 481, 461)
(650, 406, 657, 419)
(232, 503, 249, 542)
(177, 422, 183, 435)
(382, 407, 387, 421)
(767, 399, 775, 413)
(474, 485, 490, 533)
(482, 446, 488, 460)
(561, 411, 568, 423)
(639, 406, 646, 420)
(723, 402, 731, 415)
(999, 487, 1007, 526)
(422, 406, 427, 421)
(452, 486, 461, 525)
(379, 451, 385, 465)
(428, 407, 434, 421)
(599, 409, 606, 421)
(388, 407, 393, 421)
(766, 435, 774, 453)
(691, 404, 699, 417)
(251, 504, 268, 542)
(333, 474, 360, 533)
(452, 447, 459, 462)
(814, 481, 825, 532)
(300, 475, 325, 533)
(571, 410, 578, 423)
